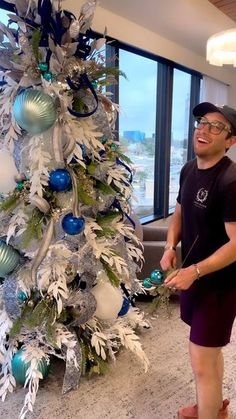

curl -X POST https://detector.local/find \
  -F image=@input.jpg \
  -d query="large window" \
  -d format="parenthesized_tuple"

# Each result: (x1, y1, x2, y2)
(114, 44, 201, 222)
(119, 50, 157, 218)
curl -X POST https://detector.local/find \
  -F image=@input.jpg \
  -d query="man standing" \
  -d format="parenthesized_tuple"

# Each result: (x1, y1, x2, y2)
(160, 102, 236, 419)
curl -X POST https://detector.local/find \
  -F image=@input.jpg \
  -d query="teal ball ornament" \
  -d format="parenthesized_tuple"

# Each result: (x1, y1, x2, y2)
(13, 89, 57, 134)
(142, 278, 152, 288)
(12, 348, 50, 386)
(38, 62, 49, 72)
(150, 269, 164, 285)
(43, 71, 53, 82)
(0, 241, 20, 277)
(18, 290, 27, 302)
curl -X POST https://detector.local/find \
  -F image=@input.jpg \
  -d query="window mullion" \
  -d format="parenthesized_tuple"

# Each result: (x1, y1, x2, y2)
(154, 63, 173, 218)
(187, 75, 201, 160)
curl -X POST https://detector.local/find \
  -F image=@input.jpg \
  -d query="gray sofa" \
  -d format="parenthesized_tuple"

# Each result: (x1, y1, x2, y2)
(138, 225, 181, 280)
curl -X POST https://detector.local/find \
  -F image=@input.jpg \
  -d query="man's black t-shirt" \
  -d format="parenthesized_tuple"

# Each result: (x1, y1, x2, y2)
(177, 156, 236, 288)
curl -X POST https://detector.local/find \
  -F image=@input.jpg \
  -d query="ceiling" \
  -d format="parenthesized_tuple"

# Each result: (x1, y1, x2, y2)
(209, 0, 236, 22)
(99, 0, 236, 58)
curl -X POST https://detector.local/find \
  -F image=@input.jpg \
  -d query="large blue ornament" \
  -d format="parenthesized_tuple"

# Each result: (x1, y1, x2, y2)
(12, 348, 50, 385)
(0, 241, 20, 277)
(62, 213, 85, 235)
(13, 89, 57, 134)
(150, 269, 164, 285)
(118, 296, 130, 316)
(49, 169, 72, 192)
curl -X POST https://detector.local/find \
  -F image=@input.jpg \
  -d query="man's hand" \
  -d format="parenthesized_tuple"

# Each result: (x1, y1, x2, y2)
(164, 265, 197, 290)
(160, 248, 177, 271)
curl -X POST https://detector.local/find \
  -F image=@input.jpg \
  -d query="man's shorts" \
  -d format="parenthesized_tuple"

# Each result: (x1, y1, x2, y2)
(180, 281, 236, 347)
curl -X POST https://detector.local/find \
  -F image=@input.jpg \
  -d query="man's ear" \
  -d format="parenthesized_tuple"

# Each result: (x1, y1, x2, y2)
(226, 135, 236, 149)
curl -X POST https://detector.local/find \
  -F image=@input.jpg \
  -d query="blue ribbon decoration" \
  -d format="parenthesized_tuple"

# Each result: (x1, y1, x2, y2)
(37, 0, 53, 47)
(111, 198, 136, 230)
(67, 73, 98, 118)
(120, 282, 136, 307)
(74, 33, 92, 59)
(116, 157, 133, 184)
(0, 79, 7, 87)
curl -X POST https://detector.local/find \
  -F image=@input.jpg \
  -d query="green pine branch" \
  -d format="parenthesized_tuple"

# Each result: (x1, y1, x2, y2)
(9, 304, 34, 340)
(79, 338, 88, 376)
(88, 352, 110, 377)
(0, 193, 20, 213)
(32, 29, 43, 62)
(92, 66, 127, 81)
(79, 338, 110, 377)
(116, 152, 133, 165)
(21, 208, 44, 248)
(86, 161, 98, 176)
(102, 261, 120, 287)
(96, 212, 121, 237)
(95, 180, 116, 195)
(72, 96, 88, 113)
(96, 212, 121, 226)
(77, 189, 97, 206)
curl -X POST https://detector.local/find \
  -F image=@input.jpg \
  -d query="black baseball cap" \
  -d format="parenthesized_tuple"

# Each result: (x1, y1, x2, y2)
(193, 102, 236, 135)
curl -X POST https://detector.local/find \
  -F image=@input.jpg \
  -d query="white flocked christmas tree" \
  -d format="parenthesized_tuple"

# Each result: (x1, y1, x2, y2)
(0, 1, 149, 417)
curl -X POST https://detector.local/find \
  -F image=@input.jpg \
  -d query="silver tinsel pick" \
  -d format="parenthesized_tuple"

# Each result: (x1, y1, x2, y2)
(62, 332, 82, 394)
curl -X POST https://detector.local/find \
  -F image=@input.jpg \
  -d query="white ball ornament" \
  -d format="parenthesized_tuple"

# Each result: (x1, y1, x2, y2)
(0, 150, 18, 194)
(91, 273, 123, 320)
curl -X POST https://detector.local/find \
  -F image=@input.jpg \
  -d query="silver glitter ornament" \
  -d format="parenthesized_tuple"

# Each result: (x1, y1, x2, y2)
(67, 290, 97, 326)
(0, 241, 20, 277)
(13, 89, 57, 134)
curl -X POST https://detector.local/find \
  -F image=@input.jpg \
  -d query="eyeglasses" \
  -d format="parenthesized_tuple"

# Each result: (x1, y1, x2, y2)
(194, 117, 231, 135)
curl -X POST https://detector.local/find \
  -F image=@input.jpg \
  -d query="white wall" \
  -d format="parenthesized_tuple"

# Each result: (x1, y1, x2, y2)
(64, 0, 236, 107)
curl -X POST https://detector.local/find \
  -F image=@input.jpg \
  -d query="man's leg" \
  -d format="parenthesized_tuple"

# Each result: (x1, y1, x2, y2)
(189, 341, 224, 419)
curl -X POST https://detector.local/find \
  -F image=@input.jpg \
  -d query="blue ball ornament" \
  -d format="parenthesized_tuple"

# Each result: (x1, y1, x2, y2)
(142, 278, 152, 289)
(118, 297, 130, 316)
(49, 169, 72, 192)
(150, 269, 164, 285)
(0, 241, 20, 277)
(62, 213, 85, 235)
(12, 348, 50, 385)
(13, 89, 57, 134)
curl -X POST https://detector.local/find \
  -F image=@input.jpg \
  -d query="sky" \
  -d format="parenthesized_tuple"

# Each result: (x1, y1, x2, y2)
(0, 8, 9, 24)
(119, 49, 191, 140)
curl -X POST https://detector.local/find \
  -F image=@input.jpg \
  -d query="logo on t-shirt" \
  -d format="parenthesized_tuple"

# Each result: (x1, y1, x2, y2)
(195, 188, 208, 208)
